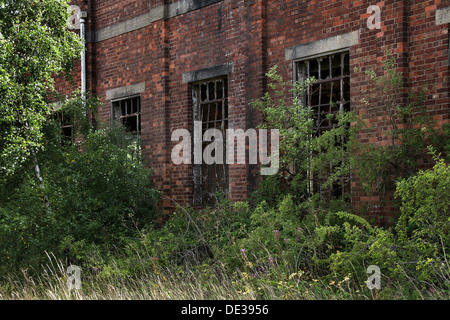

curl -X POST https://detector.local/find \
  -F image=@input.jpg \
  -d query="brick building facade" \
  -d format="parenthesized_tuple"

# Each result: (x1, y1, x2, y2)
(56, 0, 450, 219)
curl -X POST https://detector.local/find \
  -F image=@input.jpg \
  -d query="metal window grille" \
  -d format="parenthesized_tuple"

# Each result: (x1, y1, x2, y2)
(192, 77, 229, 206)
(112, 96, 141, 135)
(295, 51, 351, 201)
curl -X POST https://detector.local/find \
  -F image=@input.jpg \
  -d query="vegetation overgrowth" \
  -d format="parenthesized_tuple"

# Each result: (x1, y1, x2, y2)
(0, 0, 448, 299)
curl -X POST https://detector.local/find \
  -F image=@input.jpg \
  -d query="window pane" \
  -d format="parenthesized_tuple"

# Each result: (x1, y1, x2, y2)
(309, 59, 319, 79)
(320, 57, 331, 79)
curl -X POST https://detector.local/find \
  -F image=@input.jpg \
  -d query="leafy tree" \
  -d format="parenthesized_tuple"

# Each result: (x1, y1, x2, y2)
(0, 0, 82, 175)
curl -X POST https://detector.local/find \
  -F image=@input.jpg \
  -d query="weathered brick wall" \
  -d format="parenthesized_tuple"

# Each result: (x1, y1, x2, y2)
(167, 0, 269, 207)
(56, 0, 449, 220)
(264, 0, 449, 223)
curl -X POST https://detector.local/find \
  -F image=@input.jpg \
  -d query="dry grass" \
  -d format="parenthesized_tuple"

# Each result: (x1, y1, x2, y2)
(0, 255, 351, 300)
(1, 253, 449, 300)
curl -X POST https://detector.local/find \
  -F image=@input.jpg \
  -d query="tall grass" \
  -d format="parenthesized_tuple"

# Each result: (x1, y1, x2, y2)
(1, 252, 449, 300)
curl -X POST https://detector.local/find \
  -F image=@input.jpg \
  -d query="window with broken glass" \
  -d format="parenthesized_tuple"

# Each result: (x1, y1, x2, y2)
(295, 51, 351, 201)
(192, 77, 229, 206)
(111, 96, 141, 160)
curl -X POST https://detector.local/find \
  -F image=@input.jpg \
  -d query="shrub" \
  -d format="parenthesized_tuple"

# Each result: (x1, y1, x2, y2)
(0, 98, 160, 274)
(133, 199, 252, 272)
(329, 155, 450, 287)
(394, 154, 450, 283)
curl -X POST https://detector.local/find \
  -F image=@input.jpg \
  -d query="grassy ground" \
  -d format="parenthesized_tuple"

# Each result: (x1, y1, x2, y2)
(1, 254, 449, 300)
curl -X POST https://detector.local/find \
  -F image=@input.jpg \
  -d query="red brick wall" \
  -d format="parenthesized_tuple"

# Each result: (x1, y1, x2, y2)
(264, 0, 449, 223)
(166, 0, 269, 207)
(55, 0, 449, 219)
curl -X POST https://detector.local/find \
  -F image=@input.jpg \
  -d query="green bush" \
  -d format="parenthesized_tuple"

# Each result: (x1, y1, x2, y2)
(394, 155, 450, 283)
(329, 155, 450, 288)
(43, 126, 159, 245)
(0, 99, 160, 274)
(133, 199, 252, 271)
